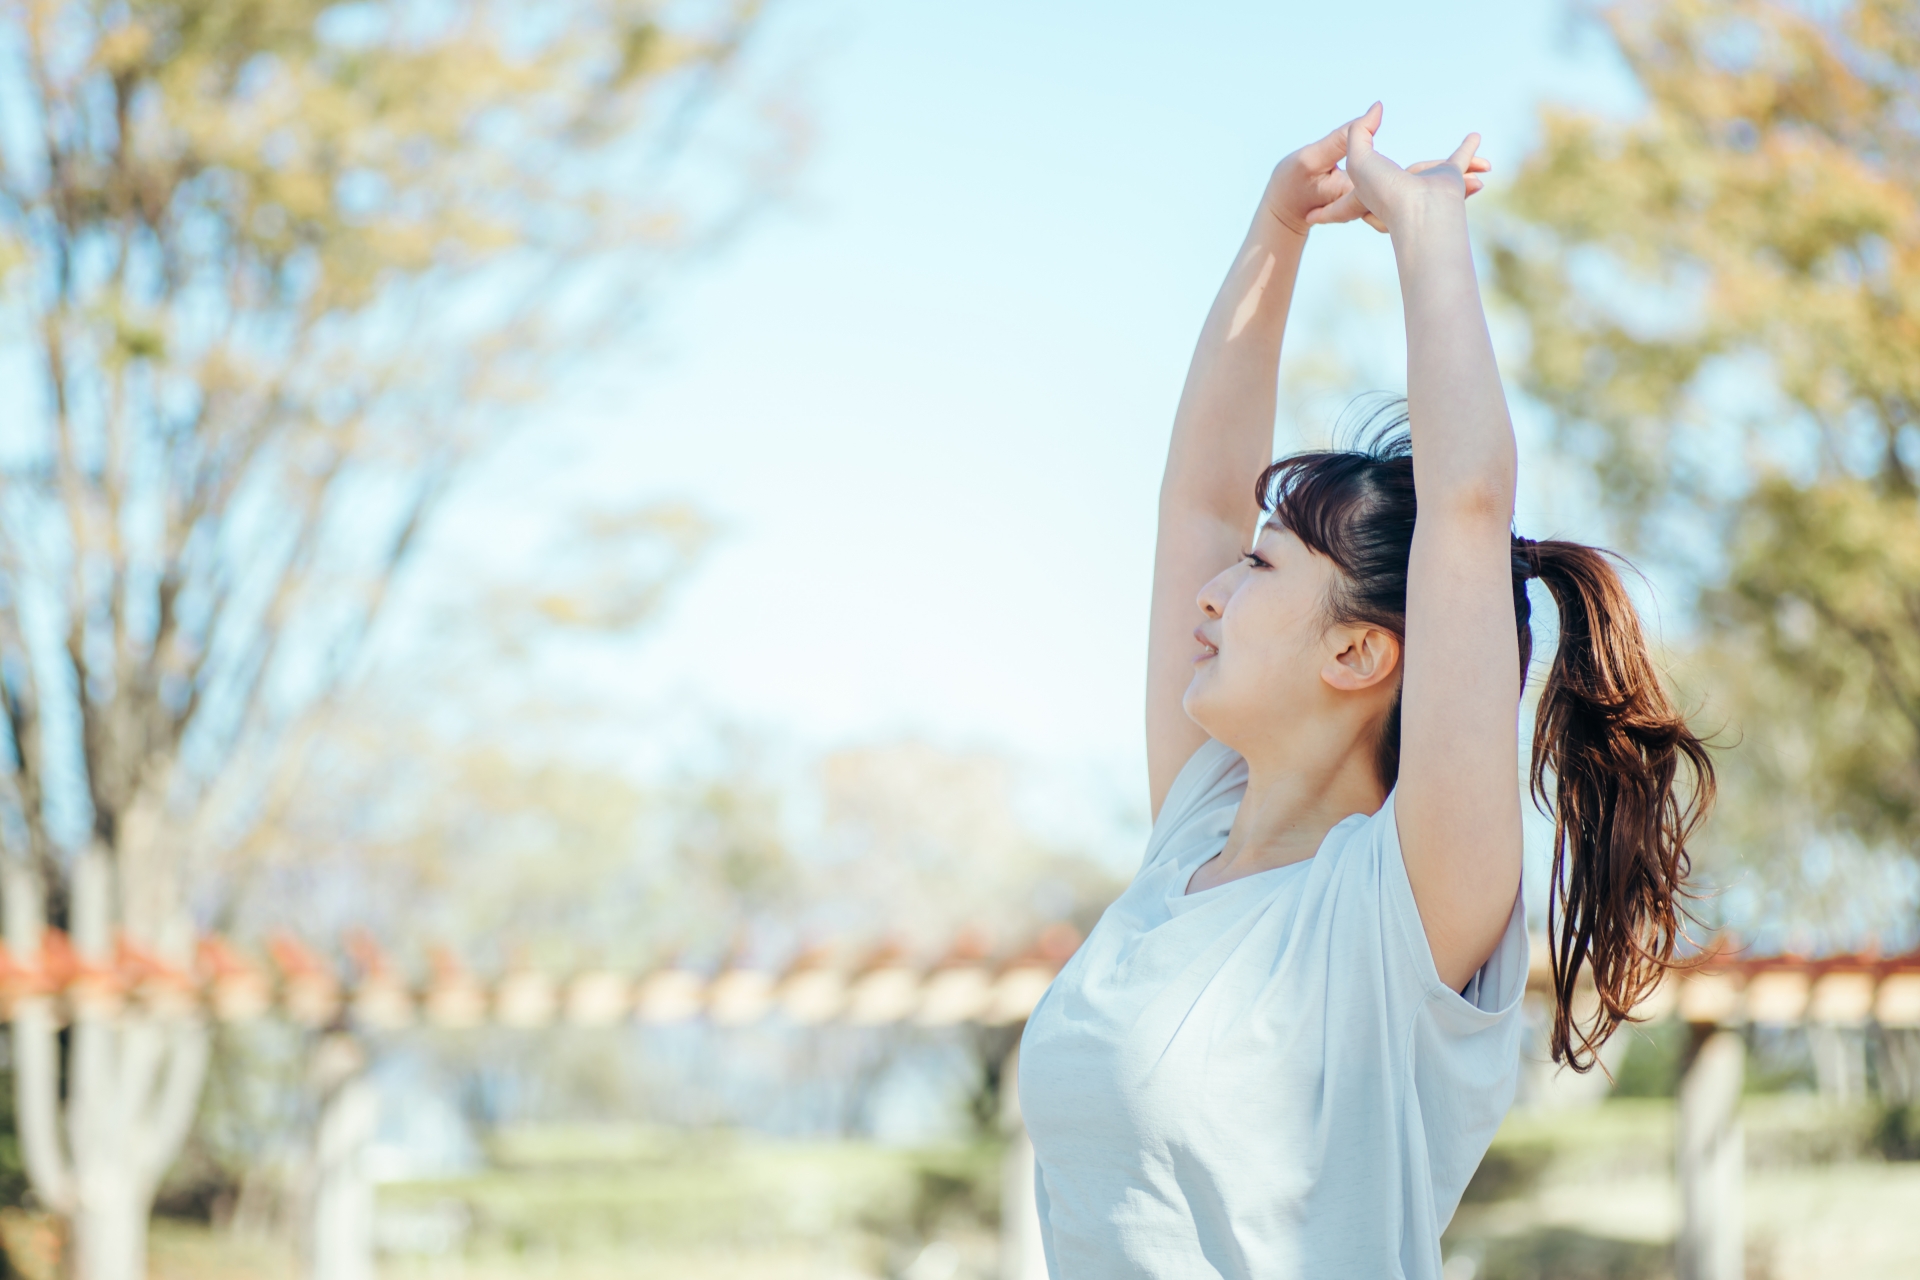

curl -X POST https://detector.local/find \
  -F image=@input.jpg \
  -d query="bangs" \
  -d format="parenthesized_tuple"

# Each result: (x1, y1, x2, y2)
(1256, 401, 1414, 578)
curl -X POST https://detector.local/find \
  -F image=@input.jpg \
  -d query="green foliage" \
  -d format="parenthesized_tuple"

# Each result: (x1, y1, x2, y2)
(1448, 1096, 1901, 1276)
(1475, 1228, 1672, 1280)
(1713, 477, 1920, 843)
(1740, 1026, 1818, 1096)
(1489, 0, 1920, 903)
(1459, 1141, 1553, 1204)
(387, 1126, 1002, 1256)
(1608, 1019, 1690, 1098)
(0, 1065, 28, 1211)
(904, 1145, 1002, 1236)
(963, 1025, 1022, 1136)
(1875, 1101, 1920, 1160)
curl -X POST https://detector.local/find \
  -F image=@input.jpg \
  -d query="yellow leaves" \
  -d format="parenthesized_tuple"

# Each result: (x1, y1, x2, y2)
(1496, 0, 1920, 464)
(22, 0, 758, 381)
(584, 502, 716, 561)
(112, 311, 165, 362)
(93, 20, 153, 74)
(0, 229, 25, 282)
(613, 19, 663, 88)
(489, 502, 715, 638)
(531, 592, 589, 625)
(1611, 0, 1883, 136)
(1850, 0, 1920, 71)
(8, 0, 770, 515)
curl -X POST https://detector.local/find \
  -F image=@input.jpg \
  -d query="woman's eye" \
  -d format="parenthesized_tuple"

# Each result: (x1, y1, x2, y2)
(1242, 550, 1269, 569)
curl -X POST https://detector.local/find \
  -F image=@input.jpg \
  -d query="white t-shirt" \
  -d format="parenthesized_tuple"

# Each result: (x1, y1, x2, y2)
(1019, 739, 1527, 1280)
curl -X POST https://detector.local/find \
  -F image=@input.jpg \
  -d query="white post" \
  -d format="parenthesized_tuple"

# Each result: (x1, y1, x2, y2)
(305, 1034, 379, 1280)
(998, 1045, 1048, 1280)
(1676, 1029, 1744, 1280)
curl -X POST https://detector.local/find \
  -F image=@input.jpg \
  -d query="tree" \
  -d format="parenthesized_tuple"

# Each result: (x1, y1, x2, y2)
(1488, 0, 1920, 935)
(0, 1, 778, 1275)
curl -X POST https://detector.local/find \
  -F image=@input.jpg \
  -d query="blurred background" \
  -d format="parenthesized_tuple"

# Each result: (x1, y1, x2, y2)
(1, 0, 1918, 1277)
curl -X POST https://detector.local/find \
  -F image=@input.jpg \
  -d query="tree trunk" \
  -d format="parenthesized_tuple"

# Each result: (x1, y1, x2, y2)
(71, 1167, 149, 1280)
(5, 856, 210, 1280)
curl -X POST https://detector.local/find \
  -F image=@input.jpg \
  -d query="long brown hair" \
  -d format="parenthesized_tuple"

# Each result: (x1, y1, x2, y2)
(1256, 407, 1714, 1070)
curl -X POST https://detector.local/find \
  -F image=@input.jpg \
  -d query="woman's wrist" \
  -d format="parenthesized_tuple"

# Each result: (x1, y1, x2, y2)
(1386, 190, 1471, 259)
(1253, 203, 1312, 248)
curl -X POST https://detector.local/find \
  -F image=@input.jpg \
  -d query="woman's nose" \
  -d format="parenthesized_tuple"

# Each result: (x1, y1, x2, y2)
(1197, 577, 1225, 618)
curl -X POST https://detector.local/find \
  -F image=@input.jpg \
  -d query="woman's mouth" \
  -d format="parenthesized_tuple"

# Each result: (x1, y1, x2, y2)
(1193, 627, 1218, 663)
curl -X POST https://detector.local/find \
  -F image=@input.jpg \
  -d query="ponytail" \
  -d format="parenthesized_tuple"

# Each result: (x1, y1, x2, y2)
(1514, 539, 1715, 1071)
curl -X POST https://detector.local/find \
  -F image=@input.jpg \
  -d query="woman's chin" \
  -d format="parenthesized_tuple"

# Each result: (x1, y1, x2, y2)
(1181, 680, 1222, 738)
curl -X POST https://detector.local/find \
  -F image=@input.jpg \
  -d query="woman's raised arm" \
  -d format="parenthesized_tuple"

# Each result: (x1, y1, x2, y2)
(1146, 113, 1378, 816)
(1344, 116, 1524, 990)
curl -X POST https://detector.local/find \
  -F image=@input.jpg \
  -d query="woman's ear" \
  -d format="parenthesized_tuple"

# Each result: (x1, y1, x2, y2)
(1320, 626, 1401, 692)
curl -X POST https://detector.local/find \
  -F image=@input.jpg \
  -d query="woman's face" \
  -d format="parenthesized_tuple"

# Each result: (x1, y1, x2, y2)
(1182, 524, 1390, 753)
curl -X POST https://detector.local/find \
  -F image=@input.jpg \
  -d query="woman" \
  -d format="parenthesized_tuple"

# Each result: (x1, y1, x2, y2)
(1017, 105, 1713, 1279)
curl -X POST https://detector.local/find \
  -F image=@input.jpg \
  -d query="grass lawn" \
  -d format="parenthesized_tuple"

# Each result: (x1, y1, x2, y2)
(1444, 1096, 1920, 1280)
(10, 1099, 1917, 1279)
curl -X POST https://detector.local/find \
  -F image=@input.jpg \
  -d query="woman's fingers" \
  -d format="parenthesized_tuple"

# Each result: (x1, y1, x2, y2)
(1345, 101, 1384, 162)
(1403, 145, 1491, 197)
(1315, 111, 1490, 230)
(1447, 132, 1482, 172)
(1406, 155, 1491, 178)
(1297, 104, 1388, 176)
(1303, 188, 1369, 226)
(1296, 119, 1354, 170)
(1345, 103, 1408, 189)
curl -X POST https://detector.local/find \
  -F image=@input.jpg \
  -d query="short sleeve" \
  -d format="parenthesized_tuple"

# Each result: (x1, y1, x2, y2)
(1366, 793, 1529, 1225)
(1139, 739, 1247, 873)
(1369, 792, 1529, 1016)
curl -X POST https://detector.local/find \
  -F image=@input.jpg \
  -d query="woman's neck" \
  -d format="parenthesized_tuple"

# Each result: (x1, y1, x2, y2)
(1189, 729, 1388, 893)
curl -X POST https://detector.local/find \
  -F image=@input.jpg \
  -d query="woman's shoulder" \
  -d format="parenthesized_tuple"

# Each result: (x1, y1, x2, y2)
(1157, 739, 1247, 821)
(1312, 792, 1404, 893)
(1142, 739, 1247, 869)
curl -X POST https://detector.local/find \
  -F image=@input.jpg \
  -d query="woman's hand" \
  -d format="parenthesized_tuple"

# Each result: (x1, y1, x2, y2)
(1260, 109, 1384, 237)
(1325, 104, 1489, 234)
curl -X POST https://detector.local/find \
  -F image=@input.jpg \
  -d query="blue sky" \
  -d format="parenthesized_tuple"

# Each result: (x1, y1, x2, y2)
(431, 0, 1643, 856)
